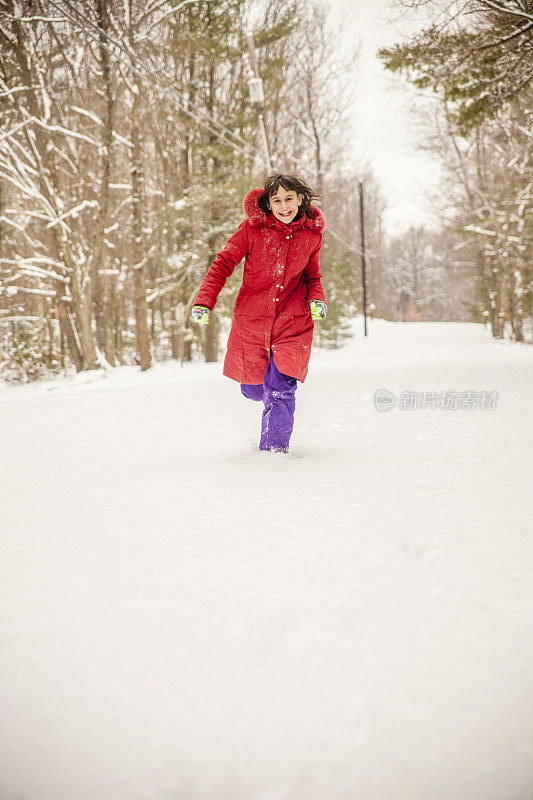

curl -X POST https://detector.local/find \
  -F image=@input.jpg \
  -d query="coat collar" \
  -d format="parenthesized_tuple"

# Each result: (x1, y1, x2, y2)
(242, 187, 326, 232)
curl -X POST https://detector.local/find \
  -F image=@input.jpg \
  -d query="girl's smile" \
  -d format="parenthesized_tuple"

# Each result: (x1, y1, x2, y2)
(268, 186, 303, 224)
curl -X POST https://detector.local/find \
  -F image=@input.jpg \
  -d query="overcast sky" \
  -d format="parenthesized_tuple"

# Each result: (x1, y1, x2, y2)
(327, 0, 442, 235)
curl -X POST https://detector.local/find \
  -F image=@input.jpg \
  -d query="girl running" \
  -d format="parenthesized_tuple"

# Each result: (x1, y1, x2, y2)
(191, 173, 327, 453)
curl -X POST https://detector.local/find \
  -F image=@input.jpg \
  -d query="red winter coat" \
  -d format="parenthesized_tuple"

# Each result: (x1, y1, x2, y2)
(192, 188, 327, 384)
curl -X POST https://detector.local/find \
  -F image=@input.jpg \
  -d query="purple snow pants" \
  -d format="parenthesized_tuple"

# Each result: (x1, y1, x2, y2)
(240, 352, 297, 452)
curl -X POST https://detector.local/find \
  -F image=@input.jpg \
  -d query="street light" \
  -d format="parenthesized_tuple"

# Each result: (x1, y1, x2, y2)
(246, 31, 272, 171)
(247, 76, 264, 105)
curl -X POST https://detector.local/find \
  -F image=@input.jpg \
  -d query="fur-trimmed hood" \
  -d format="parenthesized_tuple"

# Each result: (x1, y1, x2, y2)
(242, 187, 326, 233)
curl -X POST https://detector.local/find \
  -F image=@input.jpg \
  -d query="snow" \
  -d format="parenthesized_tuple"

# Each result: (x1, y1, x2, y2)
(169, 198, 188, 210)
(45, 199, 99, 229)
(1, 319, 532, 800)
(463, 225, 496, 237)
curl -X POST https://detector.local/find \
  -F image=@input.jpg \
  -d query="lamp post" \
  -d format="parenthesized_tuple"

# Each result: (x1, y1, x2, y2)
(246, 31, 272, 171)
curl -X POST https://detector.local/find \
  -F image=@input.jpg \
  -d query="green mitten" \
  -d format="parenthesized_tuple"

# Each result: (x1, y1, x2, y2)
(310, 299, 327, 320)
(191, 305, 211, 325)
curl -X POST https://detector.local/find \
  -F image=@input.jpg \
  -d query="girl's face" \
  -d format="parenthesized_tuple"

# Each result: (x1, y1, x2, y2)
(267, 186, 303, 224)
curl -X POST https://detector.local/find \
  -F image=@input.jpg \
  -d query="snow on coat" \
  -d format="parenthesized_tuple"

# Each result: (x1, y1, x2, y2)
(192, 187, 327, 384)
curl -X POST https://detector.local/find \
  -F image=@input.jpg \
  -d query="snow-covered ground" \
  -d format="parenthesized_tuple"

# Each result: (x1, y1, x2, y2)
(1, 318, 532, 800)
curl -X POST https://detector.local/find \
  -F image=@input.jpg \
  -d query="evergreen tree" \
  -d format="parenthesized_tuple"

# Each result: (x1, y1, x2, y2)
(378, 1, 533, 134)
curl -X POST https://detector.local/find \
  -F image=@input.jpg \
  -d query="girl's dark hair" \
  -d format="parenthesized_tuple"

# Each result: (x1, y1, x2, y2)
(257, 174, 320, 218)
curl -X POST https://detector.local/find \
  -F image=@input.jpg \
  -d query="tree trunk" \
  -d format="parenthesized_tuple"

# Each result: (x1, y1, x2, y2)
(55, 303, 82, 372)
(103, 272, 117, 366)
(203, 309, 220, 362)
(10, 10, 85, 370)
(130, 89, 151, 371)
(477, 245, 499, 337)
(92, 0, 116, 363)
(115, 290, 125, 365)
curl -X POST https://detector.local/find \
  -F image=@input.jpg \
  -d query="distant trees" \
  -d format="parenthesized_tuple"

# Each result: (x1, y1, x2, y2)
(383, 226, 477, 322)
(317, 168, 386, 345)
(259, 0, 359, 196)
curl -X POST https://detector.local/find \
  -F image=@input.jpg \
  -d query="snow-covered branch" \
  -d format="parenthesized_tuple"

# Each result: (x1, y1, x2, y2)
(45, 199, 99, 229)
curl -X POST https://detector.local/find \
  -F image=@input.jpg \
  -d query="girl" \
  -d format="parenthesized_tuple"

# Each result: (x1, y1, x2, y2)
(191, 173, 327, 453)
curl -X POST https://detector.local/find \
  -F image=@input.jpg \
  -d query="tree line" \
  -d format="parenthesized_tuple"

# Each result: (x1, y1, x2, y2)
(0, 0, 380, 381)
(1, 0, 529, 384)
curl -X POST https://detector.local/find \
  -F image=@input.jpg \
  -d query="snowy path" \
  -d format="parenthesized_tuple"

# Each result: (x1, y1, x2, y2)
(1, 319, 532, 800)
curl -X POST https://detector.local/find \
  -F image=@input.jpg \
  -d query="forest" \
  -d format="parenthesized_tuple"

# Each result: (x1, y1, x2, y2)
(0, 0, 531, 382)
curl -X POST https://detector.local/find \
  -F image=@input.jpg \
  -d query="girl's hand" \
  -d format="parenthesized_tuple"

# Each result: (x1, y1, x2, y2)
(310, 299, 327, 320)
(191, 305, 211, 325)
